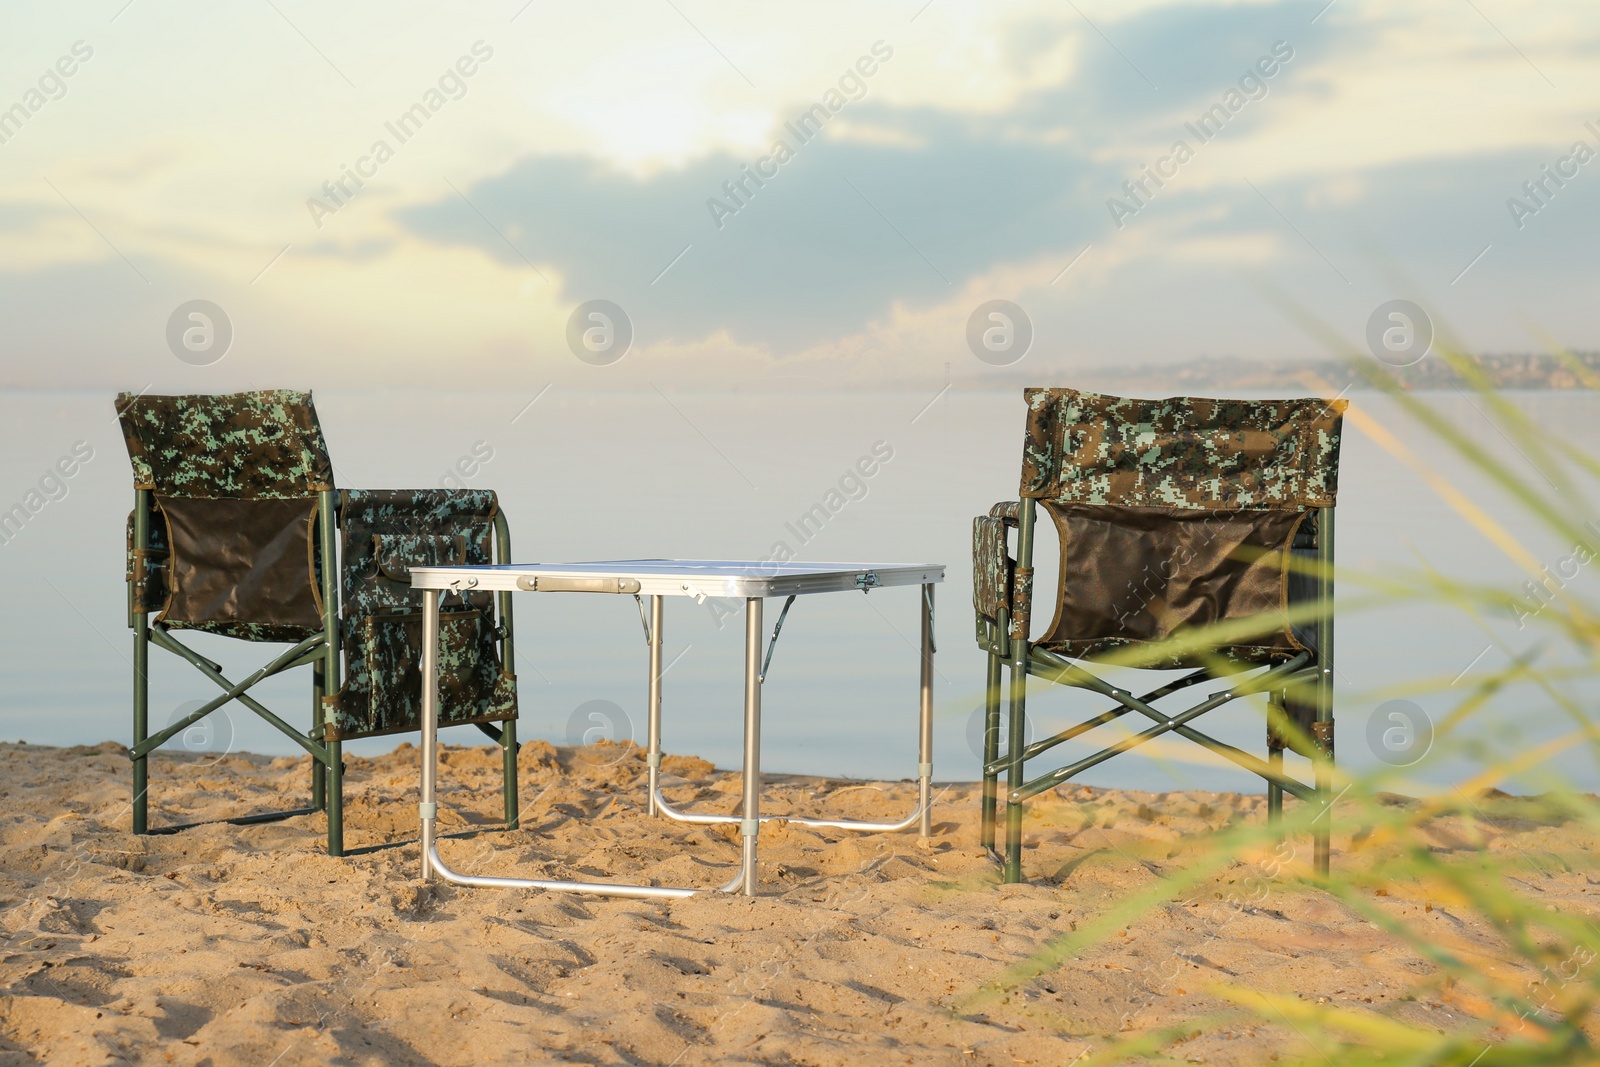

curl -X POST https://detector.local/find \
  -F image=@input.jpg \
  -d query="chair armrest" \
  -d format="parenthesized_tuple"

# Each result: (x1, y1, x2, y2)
(988, 500, 1021, 526)
(973, 502, 1034, 648)
(983, 501, 1033, 642)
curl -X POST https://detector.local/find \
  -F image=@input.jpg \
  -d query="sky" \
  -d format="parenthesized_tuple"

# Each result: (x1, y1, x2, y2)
(2, 0, 1598, 390)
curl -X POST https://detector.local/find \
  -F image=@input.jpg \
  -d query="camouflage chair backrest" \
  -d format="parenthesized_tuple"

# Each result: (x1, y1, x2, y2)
(116, 391, 334, 642)
(1020, 388, 1344, 511)
(1016, 388, 1347, 666)
(115, 390, 333, 499)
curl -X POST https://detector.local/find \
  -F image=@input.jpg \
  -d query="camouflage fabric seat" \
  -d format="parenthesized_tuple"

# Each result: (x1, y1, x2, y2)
(973, 388, 1345, 884)
(118, 391, 520, 856)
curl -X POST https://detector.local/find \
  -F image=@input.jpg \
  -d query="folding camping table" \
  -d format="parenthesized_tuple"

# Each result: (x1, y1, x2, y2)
(411, 560, 945, 898)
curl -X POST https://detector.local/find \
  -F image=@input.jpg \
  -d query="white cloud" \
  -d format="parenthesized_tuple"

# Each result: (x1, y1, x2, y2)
(2, 0, 1598, 385)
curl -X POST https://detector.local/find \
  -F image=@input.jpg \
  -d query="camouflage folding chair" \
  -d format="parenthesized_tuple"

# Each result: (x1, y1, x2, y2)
(973, 388, 1345, 883)
(118, 390, 519, 855)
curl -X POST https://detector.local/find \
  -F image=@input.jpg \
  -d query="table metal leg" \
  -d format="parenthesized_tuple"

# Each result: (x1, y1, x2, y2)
(652, 585, 934, 835)
(919, 582, 934, 839)
(419, 587, 704, 899)
(653, 790, 929, 831)
(736, 597, 763, 896)
(647, 595, 663, 818)
(417, 575, 941, 899)
(420, 590, 439, 882)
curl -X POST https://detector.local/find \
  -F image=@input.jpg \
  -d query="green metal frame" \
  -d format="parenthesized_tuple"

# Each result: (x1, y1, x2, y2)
(977, 499, 1336, 883)
(129, 490, 519, 855)
(490, 511, 519, 830)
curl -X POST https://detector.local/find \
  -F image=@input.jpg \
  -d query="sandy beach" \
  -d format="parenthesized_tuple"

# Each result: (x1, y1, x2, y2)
(0, 739, 1593, 1066)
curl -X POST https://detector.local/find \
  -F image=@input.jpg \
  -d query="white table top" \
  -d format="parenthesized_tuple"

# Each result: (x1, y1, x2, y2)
(410, 559, 944, 598)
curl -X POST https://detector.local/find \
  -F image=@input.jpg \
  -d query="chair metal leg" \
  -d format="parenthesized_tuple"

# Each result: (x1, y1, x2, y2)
(502, 717, 519, 829)
(1314, 756, 1330, 874)
(1315, 506, 1336, 876)
(1003, 647, 1027, 884)
(131, 487, 151, 836)
(1314, 704, 1333, 875)
(326, 739, 343, 856)
(1003, 500, 1036, 884)
(492, 508, 519, 830)
(1266, 748, 1284, 824)
(980, 646, 1003, 855)
(1266, 693, 1284, 826)
(132, 611, 149, 836)
(316, 488, 343, 858)
(311, 661, 326, 812)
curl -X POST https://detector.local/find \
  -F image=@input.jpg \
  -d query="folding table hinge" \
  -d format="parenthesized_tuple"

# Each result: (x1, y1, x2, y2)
(634, 594, 651, 646)
(855, 571, 880, 591)
(759, 595, 796, 684)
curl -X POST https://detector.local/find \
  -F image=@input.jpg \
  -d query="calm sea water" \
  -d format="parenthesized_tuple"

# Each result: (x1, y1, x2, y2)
(2, 388, 1596, 795)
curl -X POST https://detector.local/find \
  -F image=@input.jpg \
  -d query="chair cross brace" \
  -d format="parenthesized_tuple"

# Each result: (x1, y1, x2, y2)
(132, 626, 332, 765)
(984, 667, 1213, 776)
(1011, 652, 1317, 803)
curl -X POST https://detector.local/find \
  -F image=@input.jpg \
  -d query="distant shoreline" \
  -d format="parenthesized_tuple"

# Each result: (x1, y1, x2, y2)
(3, 353, 1599, 396)
(1095, 351, 1600, 393)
